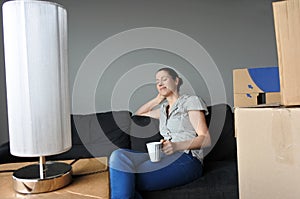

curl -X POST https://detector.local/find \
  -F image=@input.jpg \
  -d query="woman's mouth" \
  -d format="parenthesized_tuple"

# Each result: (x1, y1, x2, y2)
(160, 87, 167, 91)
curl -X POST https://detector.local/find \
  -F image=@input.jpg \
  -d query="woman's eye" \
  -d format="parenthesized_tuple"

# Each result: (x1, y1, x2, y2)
(155, 77, 168, 84)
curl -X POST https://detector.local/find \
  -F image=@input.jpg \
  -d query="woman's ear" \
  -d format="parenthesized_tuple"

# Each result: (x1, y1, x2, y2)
(175, 77, 179, 86)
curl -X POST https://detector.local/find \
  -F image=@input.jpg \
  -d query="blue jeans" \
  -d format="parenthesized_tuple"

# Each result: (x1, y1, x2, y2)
(109, 148, 203, 199)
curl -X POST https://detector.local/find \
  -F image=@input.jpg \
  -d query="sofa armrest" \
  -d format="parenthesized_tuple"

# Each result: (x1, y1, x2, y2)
(204, 104, 237, 162)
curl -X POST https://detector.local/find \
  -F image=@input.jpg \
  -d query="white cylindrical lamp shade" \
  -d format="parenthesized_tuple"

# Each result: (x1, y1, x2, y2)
(2, 0, 71, 157)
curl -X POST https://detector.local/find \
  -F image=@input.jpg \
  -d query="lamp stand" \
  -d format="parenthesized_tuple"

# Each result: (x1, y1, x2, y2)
(12, 156, 72, 194)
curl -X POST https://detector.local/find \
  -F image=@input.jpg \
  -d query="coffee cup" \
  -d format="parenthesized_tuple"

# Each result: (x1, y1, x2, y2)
(146, 141, 162, 162)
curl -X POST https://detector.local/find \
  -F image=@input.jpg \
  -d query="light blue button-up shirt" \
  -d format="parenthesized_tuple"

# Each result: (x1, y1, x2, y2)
(159, 94, 208, 162)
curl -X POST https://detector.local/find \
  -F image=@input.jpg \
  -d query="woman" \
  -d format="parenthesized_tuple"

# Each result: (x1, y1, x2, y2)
(109, 67, 211, 199)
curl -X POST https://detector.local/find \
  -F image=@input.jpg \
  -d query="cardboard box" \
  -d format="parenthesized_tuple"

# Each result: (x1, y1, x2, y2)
(233, 67, 280, 107)
(235, 107, 300, 199)
(273, 0, 300, 106)
(234, 92, 280, 108)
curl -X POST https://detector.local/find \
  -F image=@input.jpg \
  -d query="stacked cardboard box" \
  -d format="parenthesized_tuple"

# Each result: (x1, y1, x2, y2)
(273, 0, 300, 106)
(235, 0, 300, 198)
(233, 67, 280, 107)
(235, 108, 300, 199)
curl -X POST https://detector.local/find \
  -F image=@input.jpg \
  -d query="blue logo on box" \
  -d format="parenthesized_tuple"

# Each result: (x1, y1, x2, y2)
(248, 67, 280, 92)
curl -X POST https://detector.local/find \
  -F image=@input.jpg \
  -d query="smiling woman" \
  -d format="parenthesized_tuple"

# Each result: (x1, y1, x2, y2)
(109, 67, 210, 199)
(156, 67, 183, 93)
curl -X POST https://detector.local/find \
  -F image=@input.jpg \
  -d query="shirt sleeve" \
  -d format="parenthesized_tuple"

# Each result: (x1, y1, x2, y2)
(184, 95, 209, 115)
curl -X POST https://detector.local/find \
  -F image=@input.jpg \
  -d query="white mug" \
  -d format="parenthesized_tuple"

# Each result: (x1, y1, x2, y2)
(146, 142, 162, 162)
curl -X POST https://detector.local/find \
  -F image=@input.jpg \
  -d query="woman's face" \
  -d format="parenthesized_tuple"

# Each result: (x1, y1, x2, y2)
(155, 70, 178, 97)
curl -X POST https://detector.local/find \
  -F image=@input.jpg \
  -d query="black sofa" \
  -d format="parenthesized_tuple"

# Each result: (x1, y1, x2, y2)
(0, 103, 238, 199)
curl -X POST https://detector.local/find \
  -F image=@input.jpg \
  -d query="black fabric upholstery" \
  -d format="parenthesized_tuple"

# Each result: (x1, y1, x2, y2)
(0, 142, 37, 163)
(68, 110, 132, 157)
(204, 104, 236, 161)
(0, 111, 132, 162)
(141, 161, 238, 199)
(130, 115, 163, 152)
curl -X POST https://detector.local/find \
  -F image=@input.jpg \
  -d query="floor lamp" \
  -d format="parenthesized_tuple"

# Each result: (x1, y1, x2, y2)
(2, 0, 72, 194)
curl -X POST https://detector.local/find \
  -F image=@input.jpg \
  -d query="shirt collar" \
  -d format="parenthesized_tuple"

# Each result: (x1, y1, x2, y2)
(162, 95, 185, 116)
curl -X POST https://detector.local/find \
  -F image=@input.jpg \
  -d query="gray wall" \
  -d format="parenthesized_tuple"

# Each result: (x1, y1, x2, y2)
(0, 0, 278, 144)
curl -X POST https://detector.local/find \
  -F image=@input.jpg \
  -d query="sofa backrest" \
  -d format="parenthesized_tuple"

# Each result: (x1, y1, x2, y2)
(130, 115, 163, 152)
(0, 104, 236, 163)
(129, 104, 237, 162)
(70, 110, 132, 158)
(70, 104, 236, 161)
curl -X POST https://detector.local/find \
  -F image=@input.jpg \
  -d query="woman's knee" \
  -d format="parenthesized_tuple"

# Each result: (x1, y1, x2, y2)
(109, 149, 127, 164)
(109, 149, 137, 173)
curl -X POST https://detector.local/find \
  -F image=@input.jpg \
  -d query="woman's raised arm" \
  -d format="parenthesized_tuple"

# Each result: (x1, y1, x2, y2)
(135, 94, 165, 119)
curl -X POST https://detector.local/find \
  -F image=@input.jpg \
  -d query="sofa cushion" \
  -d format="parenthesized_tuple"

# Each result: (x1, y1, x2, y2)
(130, 115, 163, 152)
(141, 160, 238, 199)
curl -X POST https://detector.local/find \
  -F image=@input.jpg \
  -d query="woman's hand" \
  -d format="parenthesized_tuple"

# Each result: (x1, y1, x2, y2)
(156, 93, 166, 104)
(161, 140, 177, 155)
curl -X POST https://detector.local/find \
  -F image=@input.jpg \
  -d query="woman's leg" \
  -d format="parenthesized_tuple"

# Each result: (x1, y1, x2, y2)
(136, 152, 203, 191)
(109, 149, 149, 199)
(109, 149, 203, 198)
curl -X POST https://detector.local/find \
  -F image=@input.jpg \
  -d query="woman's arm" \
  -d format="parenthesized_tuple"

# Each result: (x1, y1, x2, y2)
(135, 94, 165, 119)
(162, 110, 211, 155)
